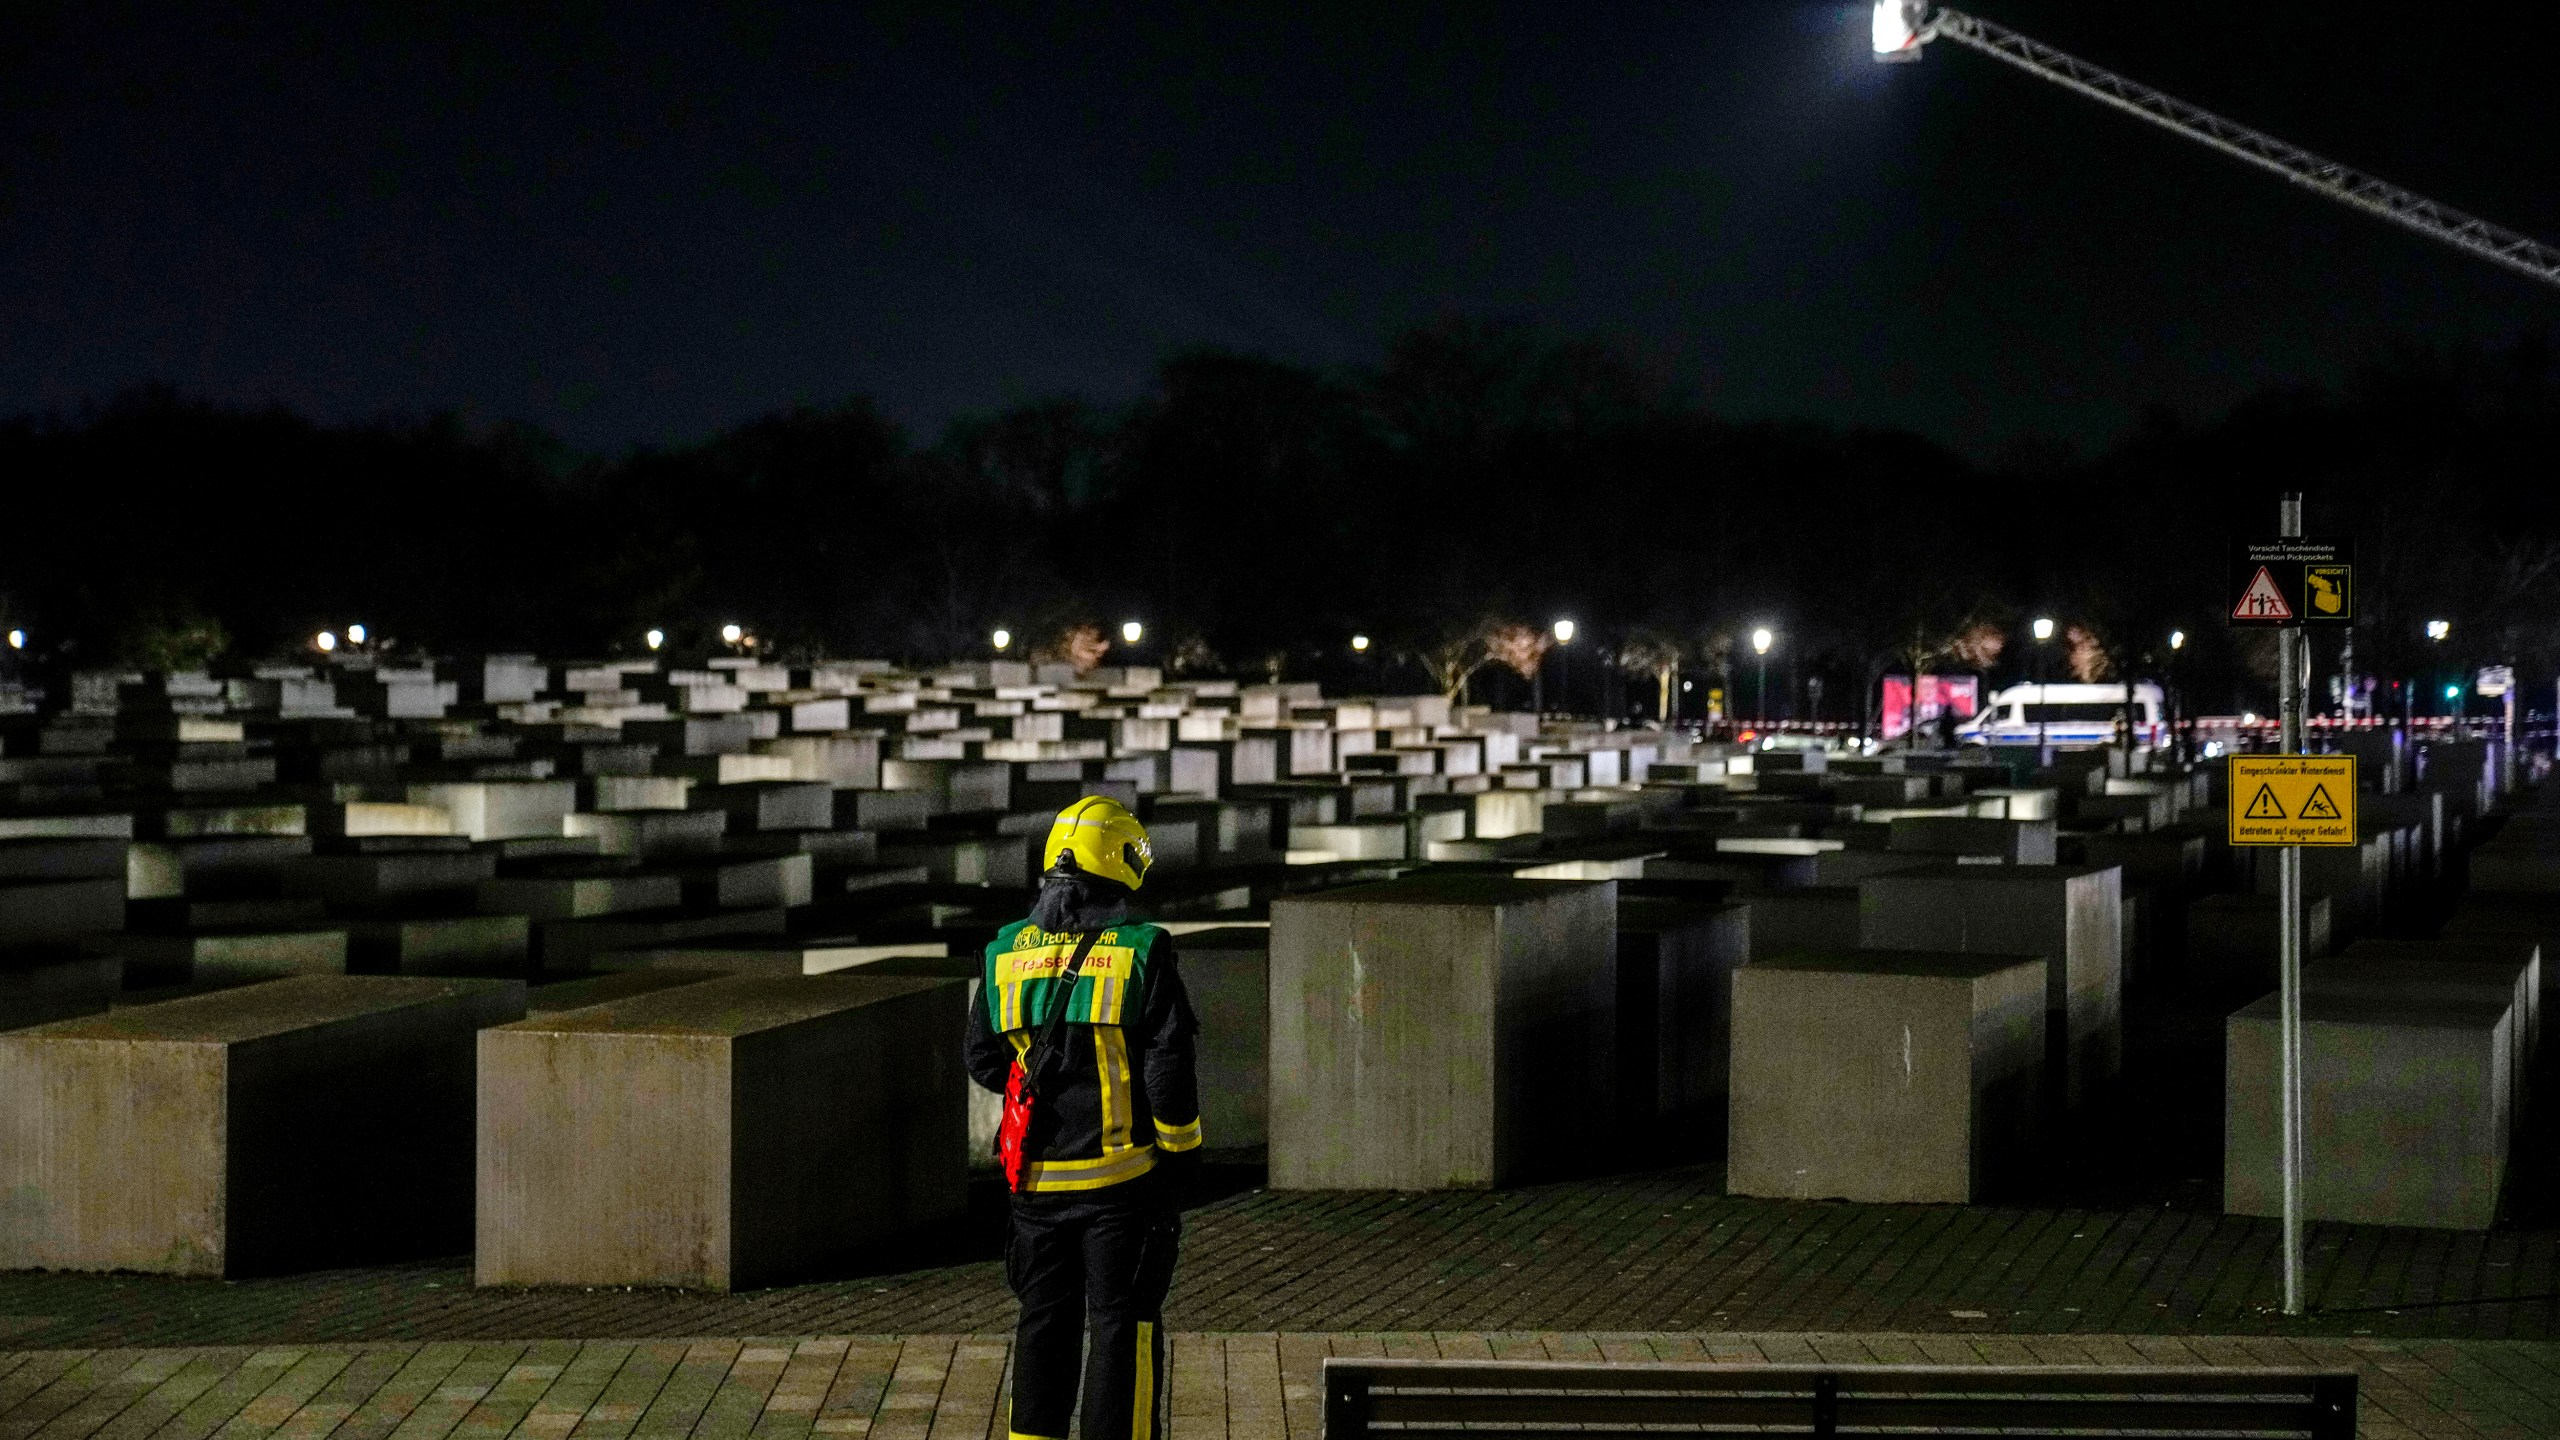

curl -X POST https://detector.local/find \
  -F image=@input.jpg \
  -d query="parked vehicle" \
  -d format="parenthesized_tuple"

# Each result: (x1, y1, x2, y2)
(1956, 682, 2166, 748)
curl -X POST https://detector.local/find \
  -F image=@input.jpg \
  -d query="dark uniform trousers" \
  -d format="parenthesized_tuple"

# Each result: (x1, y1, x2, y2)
(1003, 1175, 1182, 1440)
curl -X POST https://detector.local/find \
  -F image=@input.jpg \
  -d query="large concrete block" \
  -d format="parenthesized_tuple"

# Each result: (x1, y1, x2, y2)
(475, 973, 966, 1290)
(2185, 892, 2332, 991)
(1615, 900, 1749, 1133)
(1177, 926, 1270, 1150)
(347, 914, 532, 975)
(1887, 817, 2057, 865)
(117, 928, 350, 986)
(2225, 990, 2510, 1230)
(1728, 950, 2044, 1203)
(2319, 941, 2538, 1121)
(0, 975, 525, 1275)
(0, 950, 121, 1031)
(0, 877, 124, 948)
(406, 782, 577, 842)
(1268, 875, 1616, 1189)
(1740, 889, 1860, 959)
(1857, 864, 2122, 1106)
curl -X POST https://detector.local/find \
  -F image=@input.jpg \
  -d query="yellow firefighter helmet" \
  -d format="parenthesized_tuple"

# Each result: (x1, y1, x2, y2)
(1043, 795, 1152, 891)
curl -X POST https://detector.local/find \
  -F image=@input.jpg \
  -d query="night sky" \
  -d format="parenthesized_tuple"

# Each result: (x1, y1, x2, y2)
(6, 1, 2557, 459)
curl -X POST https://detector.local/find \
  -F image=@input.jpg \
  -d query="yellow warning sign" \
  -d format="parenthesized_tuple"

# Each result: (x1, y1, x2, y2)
(2229, 755, 2357, 847)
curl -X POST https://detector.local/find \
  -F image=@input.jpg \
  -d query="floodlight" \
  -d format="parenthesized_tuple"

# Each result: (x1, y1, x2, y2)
(347, 623, 367, 645)
(1351, 634, 1370, 653)
(721, 624, 744, 645)
(992, 629, 1012, 651)
(1553, 619, 1576, 643)
(316, 630, 338, 652)
(2032, 616, 2055, 641)
(2169, 630, 2186, 650)
(1871, 0, 1927, 60)
(1121, 621, 1143, 644)
(645, 629, 665, 651)
(1750, 628, 1773, 656)
(2426, 619, 2451, 641)
(4, 629, 20, 650)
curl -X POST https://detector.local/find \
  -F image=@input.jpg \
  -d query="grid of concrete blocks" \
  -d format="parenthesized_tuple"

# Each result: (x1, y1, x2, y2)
(0, 653, 2546, 1294)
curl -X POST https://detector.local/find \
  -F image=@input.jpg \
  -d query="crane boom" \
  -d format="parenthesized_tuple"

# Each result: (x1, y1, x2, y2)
(1891, 5, 2560, 292)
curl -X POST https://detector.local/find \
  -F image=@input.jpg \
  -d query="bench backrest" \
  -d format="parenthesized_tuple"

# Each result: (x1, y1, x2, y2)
(1321, 1358, 2355, 1439)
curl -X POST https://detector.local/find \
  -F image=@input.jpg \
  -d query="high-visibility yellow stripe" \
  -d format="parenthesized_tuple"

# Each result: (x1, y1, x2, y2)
(1095, 1026, 1134, 1154)
(1009, 1432, 1064, 1440)
(1152, 1115, 1203, 1152)
(1019, 1145, 1156, 1192)
(1131, 1322, 1152, 1424)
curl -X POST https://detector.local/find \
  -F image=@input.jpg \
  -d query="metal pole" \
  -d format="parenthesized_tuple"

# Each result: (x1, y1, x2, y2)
(2278, 492, 2307, 1316)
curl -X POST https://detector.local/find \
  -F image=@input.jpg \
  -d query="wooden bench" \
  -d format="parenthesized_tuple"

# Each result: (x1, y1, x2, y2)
(1321, 1358, 2355, 1439)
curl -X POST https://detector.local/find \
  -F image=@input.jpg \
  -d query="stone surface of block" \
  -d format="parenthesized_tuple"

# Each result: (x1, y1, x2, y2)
(346, 914, 532, 975)
(0, 877, 124, 948)
(1887, 817, 2057, 864)
(1268, 874, 1616, 1189)
(476, 973, 966, 1290)
(1727, 949, 2044, 1203)
(1615, 900, 1750, 1132)
(0, 975, 525, 1275)
(2225, 990, 2510, 1230)
(0, 950, 121, 1031)
(1173, 925, 1270, 1150)
(1857, 864, 2122, 1105)
(1740, 889, 1860, 960)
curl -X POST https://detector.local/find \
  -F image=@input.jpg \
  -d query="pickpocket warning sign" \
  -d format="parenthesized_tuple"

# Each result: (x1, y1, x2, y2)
(2229, 755, 2357, 846)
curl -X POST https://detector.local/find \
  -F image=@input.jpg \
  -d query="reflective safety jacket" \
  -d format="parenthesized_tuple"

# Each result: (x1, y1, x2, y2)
(967, 919, 1203, 1195)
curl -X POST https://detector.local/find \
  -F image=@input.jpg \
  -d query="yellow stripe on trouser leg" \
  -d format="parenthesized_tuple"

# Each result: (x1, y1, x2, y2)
(1132, 1320, 1155, 1440)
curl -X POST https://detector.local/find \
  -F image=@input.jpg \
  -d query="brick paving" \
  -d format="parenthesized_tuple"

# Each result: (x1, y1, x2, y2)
(2, 1331, 2554, 1440)
(4, 1167, 2556, 1352)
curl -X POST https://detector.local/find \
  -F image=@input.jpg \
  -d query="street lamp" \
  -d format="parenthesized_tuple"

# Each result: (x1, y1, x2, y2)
(315, 630, 338, 653)
(2031, 617, 2056, 758)
(720, 623, 744, 646)
(1551, 620, 1576, 715)
(4, 629, 21, 650)
(992, 628, 1012, 651)
(1750, 627, 1774, 728)
(2425, 619, 2452, 721)
(645, 628, 665, 651)
(1121, 621, 1144, 645)
(1350, 634, 1370, 653)
(346, 623, 368, 646)
(2168, 630, 2185, 651)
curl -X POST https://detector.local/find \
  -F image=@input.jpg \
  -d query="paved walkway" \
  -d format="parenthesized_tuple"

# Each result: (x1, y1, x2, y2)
(5, 1169, 2555, 1350)
(2, 1331, 2554, 1440)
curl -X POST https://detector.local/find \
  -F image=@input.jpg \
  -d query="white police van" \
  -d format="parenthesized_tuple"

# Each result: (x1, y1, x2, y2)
(1956, 682, 2166, 749)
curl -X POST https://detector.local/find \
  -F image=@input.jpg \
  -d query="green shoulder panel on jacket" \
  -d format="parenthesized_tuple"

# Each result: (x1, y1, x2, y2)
(982, 920, 1164, 1033)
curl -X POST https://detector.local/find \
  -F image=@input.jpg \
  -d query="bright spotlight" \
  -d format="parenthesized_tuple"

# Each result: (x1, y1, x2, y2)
(1750, 627, 1773, 656)
(2426, 619, 2451, 641)
(315, 630, 339, 653)
(721, 624, 744, 645)
(2032, 617, 2056, 641)
(645, 628, 665, 651)
(1872, 0, 1926, 60)
(1121, 621, 1143, 644)
(346, 623, 367, 645)
(2169, 630, 2186, 651)
(1552, 619, 1576, 644)
(1351, 634, 1370, 653)
(2444, 684, 2462, 701)
(992, 629, 1012, 651)
(4, 629, 21, 650)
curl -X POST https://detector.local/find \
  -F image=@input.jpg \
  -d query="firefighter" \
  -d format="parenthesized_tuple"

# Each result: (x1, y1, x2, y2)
(966, 796, 1202, 1440)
